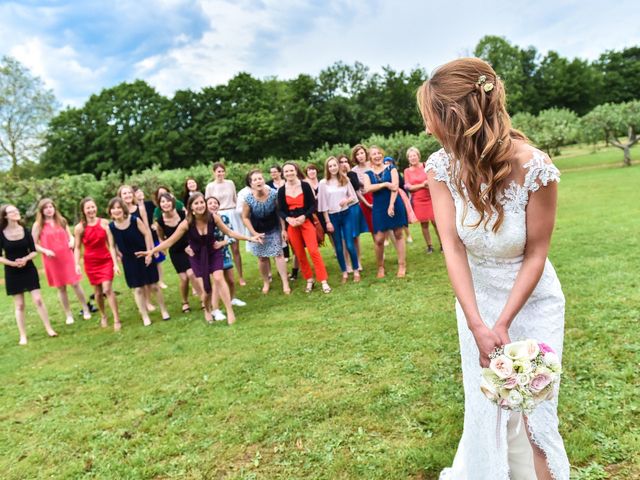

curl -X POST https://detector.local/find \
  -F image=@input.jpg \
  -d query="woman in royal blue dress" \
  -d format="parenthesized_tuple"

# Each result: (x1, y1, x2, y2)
(361, 145, 408, 278)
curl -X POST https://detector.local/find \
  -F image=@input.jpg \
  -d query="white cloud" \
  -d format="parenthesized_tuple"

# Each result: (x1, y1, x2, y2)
(10, 38, 109, 106)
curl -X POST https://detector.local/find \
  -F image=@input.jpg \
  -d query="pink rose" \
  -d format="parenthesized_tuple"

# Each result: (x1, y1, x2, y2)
(502, 375, 518, 389)
(538, 342, 555, 354)
(530, 372, 553, 393)
(489, 355, 514, 379)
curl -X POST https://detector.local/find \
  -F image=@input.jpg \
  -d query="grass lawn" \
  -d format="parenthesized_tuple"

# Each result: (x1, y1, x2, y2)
(0, 147, 638, 479)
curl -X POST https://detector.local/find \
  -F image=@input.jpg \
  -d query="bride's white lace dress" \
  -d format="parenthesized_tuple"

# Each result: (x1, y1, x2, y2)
(426, 148, 570, 480)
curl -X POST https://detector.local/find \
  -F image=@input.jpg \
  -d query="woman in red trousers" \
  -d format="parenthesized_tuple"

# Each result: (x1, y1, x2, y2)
(277, 162, 331, 294)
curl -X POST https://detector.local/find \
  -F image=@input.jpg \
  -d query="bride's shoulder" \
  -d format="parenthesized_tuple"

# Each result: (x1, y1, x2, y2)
(425, 148, 451, 181)
(511, 142, 560, 191)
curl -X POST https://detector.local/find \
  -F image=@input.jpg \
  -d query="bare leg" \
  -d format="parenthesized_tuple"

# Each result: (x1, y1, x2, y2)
(102, 280, 121, 330)
(178, 272, 189, 304)
(524, 417, 554, 480)
(373, 232, 385, 277)
(144, 284, 155, 311)
(212, 270, 234, 324)
(393, 227, 406, 277)
(57, 286, 74, 324)
(31, 289, 57, 336)
(274, 255, 291, 293)
(224, 269, 236, 299)
(14, 294, 27, 345)
(94, 284, 107, 327)
(258, 257, 271, 293)
(133, 287, 152, 326)
(230, 242, 245, 285)
(150, 283, 170, 319)
(71, 282, 91, 319)
(157, 262, 168, 288)
(404, 226, 413, 242)
(420, 222, 433, 248)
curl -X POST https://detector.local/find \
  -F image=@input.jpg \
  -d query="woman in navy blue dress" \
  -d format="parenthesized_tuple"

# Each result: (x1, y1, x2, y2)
(108, 197, 170, 326)
(362, 145, 408, 278)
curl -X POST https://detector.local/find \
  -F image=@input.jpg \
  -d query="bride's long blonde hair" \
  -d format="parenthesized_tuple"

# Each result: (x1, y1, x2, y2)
(417, 57, 527, 232)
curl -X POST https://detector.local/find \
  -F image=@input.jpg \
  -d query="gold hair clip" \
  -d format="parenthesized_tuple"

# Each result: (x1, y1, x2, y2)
(476, 75, 494, 92)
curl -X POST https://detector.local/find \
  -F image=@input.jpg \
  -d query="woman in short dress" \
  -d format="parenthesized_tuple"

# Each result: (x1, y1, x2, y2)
(138, 193, 262, 325)
(156, 193, 201, 313)
(32, 198, 92, 324)
(108, 197, 170, 326)
(207, 196, 246, 322)
(74, 197, 121, 331)
(350, 144, 374, 234)
(362, 146, 408, 278)
(0, 204, 57, 345)
(242, 169, 291, 295)
(404, 146, 440, 253)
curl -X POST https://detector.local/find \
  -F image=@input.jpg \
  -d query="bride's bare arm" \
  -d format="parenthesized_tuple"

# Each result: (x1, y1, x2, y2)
(428, 173, 501, 366)
(493, 180, 558, 342)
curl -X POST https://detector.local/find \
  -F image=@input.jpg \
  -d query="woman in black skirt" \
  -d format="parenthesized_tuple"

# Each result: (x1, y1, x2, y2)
(155, 193, 202, 313)
(0, 204, 57, 345)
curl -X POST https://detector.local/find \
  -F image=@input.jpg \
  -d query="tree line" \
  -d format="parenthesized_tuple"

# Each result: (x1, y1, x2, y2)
(1, 35, 639, 178)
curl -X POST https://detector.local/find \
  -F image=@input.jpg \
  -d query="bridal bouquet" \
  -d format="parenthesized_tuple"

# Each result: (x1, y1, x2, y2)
(480, 339, 562, 413)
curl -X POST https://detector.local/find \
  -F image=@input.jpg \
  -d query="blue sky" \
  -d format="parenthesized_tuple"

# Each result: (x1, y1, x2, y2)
(1, 0, 639, 106)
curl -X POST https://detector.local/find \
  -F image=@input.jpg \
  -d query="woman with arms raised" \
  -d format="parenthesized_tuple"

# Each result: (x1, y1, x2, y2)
(418, 57, 569, 480)
(137, 193, 262, 325)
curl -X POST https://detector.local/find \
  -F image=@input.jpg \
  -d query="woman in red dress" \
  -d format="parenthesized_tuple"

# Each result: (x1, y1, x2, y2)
(73, 197, 121, 331)
(404, 146, 441, 253)
(32, 198, 92, 325)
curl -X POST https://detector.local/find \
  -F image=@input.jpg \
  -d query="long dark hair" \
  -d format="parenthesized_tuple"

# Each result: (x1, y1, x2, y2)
(0, 204, 23, 230)
(186, 192, 212, 225)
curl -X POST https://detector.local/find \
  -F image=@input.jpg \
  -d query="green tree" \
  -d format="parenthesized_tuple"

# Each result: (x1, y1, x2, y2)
(595, 47, 640, 104)
(582, 101, 640, 166)
(0, 56, 58, 174)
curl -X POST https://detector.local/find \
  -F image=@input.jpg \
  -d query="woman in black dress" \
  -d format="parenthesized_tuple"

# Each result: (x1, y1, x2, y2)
(0, 204, 57, 345)
(155, 193, 201, 313)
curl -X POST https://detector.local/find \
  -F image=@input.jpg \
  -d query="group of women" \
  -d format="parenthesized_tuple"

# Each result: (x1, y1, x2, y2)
(0, 144, 440, 344)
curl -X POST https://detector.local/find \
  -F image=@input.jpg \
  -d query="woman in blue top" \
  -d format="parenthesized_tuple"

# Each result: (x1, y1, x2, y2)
(362, 145, 408, 278)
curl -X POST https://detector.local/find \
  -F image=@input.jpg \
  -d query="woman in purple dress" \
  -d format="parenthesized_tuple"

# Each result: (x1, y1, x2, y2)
(137, 193, 263, 325)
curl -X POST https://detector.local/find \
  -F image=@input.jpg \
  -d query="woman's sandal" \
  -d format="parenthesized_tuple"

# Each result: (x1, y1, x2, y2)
(181, 303, 191, 313)
(397, 264, 406, 278)
(353, 271, 361, 283)
(376, 267, 385, 279)
(321, 282, 332, 294)
(305, 280, 315, 293)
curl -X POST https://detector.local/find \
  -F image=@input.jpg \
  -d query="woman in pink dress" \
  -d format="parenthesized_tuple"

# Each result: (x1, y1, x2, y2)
(74, 197, 122, 331)
(32, 199, 92, 325)
(404, 146, 441, 253)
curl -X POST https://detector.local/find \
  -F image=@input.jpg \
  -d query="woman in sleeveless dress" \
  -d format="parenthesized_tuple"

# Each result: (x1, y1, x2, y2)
(403, 147, 441, 254)
(361, 146, 408, 279)
(0, 204, 57, 345)
(137, 193, 263, 325)
(350, 144, 374, 235)
(74, 198, 121, 331)
(155, 193, 201, 313)
(32, 198, 92, 324)
(418, 58, 570, 479)
(107, 197, 170, 326)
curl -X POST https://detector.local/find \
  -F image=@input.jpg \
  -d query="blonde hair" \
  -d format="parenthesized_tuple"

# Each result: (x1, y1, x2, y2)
(35, 198, 68, 229)
(323, 156, 348, 186)
(406, 147, 421, 162)
(417, 57, 527, 232)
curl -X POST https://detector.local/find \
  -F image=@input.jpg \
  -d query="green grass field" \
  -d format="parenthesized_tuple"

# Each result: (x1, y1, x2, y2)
(0, 145, 638, 479)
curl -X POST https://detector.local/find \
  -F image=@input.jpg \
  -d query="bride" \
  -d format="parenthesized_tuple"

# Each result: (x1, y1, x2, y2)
(418, 58, 570, 479)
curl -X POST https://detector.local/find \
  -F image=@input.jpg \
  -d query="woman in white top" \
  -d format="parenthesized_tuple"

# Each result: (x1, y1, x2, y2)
(317, 156, 360, 283)
(205, 162, 245, 286)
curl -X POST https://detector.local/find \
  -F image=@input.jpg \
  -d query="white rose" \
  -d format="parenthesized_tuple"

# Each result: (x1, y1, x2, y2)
(544, 352, 561, 372)
(516, 373, 532, 387)
(508, 389, 523, 407)
(524, 339, 540, 360)
(489, 355, 514, 379)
